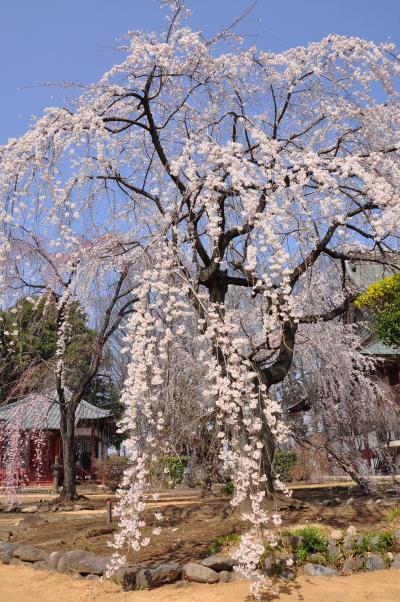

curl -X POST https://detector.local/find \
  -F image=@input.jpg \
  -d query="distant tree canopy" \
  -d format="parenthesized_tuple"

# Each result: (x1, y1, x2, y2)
(356, 273, 400, 349)
(0, 295, 96, 403)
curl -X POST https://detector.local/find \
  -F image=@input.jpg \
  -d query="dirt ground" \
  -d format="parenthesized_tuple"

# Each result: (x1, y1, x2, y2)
(1, 482, 400, 601)
(1, 564, 400, 602)
(1, 483, 400, 565)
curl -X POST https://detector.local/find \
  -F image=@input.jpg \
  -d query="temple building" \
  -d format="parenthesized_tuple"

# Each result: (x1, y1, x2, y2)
(0, 390, 112, 486)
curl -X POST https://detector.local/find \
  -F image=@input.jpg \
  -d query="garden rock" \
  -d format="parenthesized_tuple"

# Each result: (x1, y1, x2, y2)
(0, 542, 18, 564)
(147, 563, 182, 587)
(346, 526, 357, 536)
(219, 570, 230, 583)
(60, 550, 109, 575)
(354, 557, 366, 571)
(201, 555, 235, 571)
(330, 530, 342, 541)
(230, 570, 246, 581)
(342, 558, 354, 574)
(342, 534, 356, 553)
(14, 545, 48, 563)
(0, 530, 12, 542)
(304, 563, 338, 577)
(183, 562, 219, 584)
(115, 566, 141, 590)
(364, 554, 385, 571)
(32, 560, 48, 571)
(47, 551, 64, 571)
(327, 541, 340, 560)
(392, 553, 400, 569)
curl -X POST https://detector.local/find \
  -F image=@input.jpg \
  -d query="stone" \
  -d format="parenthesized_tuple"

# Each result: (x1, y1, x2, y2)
(136, 568, 152, 590)
(342, 534, 356, 553)
(59, 550, 110, 575)
(86, 574, 100, 581)
(0, 530, 12, 542)
(9, 558, 22, 566)
(303, 563, 338, 577)
(346, 525, 357, 536)
(342, 558, 353, 574)
(364, 554, 385, 571)
(121, 564, 182, 591)
(392, 553, 400, 569)
(354, 557, 366, 571)
(201, 555, 235, 571)
(32, 560, 48, 571)
(394, 530, 400, 547)
(148, 563, 182, 587)
(345, 497, 355, 505)
(183, 562, 219, 584)
(219, 570, 230, 583)
(230, 570, 246, 581)
(47, 551, 64, 571)
(0, 542, 18, 564)
(330, 529, 342, 541)
(13, 545, 48, 563)
(327, 541, 340, 560)
(21, 505, 39, 513)
(115, 566, 140, 591)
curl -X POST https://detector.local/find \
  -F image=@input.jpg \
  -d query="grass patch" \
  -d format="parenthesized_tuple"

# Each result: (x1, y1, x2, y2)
(288, 526, 328, 564)
(206, 533, 241, 555)
(352, 531, 394, 556)
(387, 506, 400, 522)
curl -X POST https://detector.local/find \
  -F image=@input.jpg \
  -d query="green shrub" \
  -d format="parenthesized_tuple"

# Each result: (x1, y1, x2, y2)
(351, 531, 394, 556)
(273, 450, 297, 482)
(289, 526, 328, 564)
(150, 455, 187, 488)
(223, 480, 234, 495)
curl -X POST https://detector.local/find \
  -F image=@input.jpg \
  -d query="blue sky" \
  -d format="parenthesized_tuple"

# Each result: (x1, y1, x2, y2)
(1, 0, 399, 143)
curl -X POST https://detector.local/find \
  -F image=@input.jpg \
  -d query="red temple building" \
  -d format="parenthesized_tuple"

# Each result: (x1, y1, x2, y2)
(0, 390, 112, 487)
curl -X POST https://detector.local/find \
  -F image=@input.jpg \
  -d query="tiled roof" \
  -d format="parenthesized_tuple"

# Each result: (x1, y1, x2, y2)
(0, 390, 111, 430)
(346, 259, 400, 357)
(346, 259, 399, 290)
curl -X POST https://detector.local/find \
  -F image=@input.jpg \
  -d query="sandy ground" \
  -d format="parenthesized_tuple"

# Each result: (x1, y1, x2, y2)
(1, 565, 400, 602)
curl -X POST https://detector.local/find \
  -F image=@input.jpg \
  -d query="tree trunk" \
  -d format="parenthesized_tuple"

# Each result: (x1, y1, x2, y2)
(60, 408, 77, 500)
(260, 418, 276, 496)
(326, 447, 379, 497)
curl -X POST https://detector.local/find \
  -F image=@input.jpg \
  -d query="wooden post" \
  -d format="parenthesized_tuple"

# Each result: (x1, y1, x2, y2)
(106, 499, 112, 524)
(52, 455, 61, 494)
